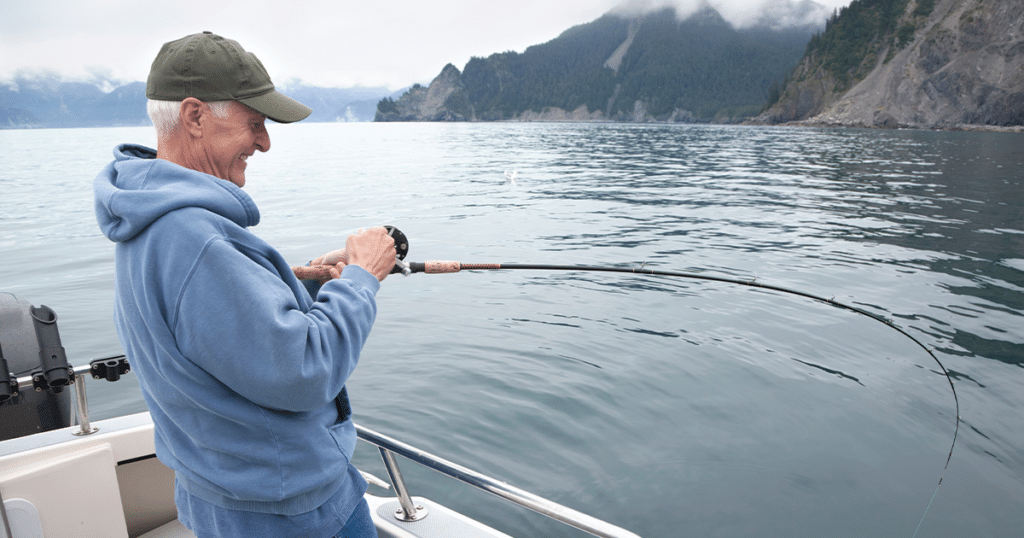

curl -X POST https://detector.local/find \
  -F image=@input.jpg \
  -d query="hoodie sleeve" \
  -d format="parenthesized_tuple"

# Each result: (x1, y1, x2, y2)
(171, 236, 380, 413)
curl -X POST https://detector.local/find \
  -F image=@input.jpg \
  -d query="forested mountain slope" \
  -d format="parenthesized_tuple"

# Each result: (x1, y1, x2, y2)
(376, 6, 820, 122)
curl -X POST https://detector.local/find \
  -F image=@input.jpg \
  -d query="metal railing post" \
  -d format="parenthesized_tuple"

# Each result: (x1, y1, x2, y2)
(378, 447, 428, 521)
(72, 372, 98, 436)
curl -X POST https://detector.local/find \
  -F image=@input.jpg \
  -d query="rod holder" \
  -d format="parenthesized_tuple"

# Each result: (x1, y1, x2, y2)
(30, 305, 70, 390)
(0, 344, 14, 404)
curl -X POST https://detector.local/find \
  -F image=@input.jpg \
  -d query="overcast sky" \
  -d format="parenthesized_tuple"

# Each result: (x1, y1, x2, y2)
(2, 0, 852, 91)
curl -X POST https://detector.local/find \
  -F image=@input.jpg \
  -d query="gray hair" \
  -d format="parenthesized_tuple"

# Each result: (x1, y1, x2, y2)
(148, 99, 233, 139)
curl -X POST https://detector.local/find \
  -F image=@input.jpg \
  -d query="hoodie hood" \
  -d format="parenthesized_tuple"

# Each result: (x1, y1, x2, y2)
(94, 144, 260, 243)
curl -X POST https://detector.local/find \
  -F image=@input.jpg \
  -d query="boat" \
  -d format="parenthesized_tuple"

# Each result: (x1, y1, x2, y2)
(0, 292, 641, 538)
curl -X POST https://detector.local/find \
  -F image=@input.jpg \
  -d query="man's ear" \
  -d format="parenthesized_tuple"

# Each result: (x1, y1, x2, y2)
(179, 97, 206, 138)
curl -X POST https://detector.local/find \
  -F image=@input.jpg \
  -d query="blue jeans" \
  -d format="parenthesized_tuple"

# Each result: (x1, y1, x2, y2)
(334, 498, 377, 538)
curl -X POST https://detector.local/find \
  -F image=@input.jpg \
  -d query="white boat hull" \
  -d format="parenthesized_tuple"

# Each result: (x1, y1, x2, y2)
(0, 413, 514, 538)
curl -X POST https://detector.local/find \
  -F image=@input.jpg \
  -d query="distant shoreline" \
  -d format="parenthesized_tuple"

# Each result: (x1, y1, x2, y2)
(3, 119, 1021, 133)
(756, 120, 1024, 133)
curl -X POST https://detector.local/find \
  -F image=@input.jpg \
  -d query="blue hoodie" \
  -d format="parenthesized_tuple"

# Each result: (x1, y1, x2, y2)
(94, 144, 377, 516)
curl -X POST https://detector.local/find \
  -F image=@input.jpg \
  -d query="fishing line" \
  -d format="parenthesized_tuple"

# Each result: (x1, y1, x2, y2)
(397, 259, 961, 534)
(300, 227, 959, 533)
(410, 236, 619, 267)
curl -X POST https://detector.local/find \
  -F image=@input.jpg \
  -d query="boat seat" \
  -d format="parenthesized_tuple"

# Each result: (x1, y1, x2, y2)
(138, 518, 197, 538)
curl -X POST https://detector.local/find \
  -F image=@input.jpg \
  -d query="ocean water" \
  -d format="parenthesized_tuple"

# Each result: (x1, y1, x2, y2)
(0, 122, 1021, 537)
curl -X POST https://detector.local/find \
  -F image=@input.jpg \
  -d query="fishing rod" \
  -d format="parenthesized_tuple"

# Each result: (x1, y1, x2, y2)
(298, 230, 960, 459)
(295, 227, 960, 535)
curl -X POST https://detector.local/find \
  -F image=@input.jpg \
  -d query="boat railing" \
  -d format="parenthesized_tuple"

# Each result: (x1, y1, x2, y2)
(356, 424, 642, 538)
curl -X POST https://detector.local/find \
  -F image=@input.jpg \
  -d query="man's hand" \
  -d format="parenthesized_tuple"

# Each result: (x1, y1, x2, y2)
(345, 227, 397, 282)
(291, 228, 396, 283)
(310, 248, 348, 267)
(292, 255, 345, 283)
(291, 247, 349, 283)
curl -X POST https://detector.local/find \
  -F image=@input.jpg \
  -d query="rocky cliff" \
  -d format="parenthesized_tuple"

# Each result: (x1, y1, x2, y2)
(758, 0, 1024, 129)
(375, 64, 474, 121)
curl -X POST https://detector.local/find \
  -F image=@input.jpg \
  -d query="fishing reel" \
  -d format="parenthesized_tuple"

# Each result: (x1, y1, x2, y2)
(385, 226, 410, 275)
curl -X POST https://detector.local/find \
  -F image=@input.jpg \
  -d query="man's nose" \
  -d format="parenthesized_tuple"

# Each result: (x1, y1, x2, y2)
(256, 124, 270, 152)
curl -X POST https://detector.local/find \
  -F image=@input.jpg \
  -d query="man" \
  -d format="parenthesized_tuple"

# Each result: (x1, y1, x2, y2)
(94, 32, 394, 537)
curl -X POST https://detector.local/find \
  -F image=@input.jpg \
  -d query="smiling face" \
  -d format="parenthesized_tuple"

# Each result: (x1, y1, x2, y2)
(198, 101, 270, 187)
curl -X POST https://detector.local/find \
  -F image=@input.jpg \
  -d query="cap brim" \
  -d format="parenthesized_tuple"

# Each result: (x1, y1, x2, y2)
(239, 90, 312, 123)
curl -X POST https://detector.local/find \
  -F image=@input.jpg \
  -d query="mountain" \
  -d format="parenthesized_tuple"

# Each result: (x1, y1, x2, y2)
(0, 75, 149, 128)
(0, 75, 392, 129)
(376, 5, 823, 123)
(273, 85, 396, 123)
(757, 0, 1024, 129)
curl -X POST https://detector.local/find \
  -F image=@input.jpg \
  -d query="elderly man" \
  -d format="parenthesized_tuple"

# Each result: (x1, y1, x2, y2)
(94, 32, 394, 538)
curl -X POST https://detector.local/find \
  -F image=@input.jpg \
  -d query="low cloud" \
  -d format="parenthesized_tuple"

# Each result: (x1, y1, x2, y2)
(610, 0, 836, 29)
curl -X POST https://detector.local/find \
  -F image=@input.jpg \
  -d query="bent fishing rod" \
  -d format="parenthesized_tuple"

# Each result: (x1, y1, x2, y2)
(295, 226, 960, 529)
(301, 228, 960, 463)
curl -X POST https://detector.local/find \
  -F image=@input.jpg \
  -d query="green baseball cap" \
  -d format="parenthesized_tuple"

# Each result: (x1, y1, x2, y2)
(146, 31, 311, 123)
